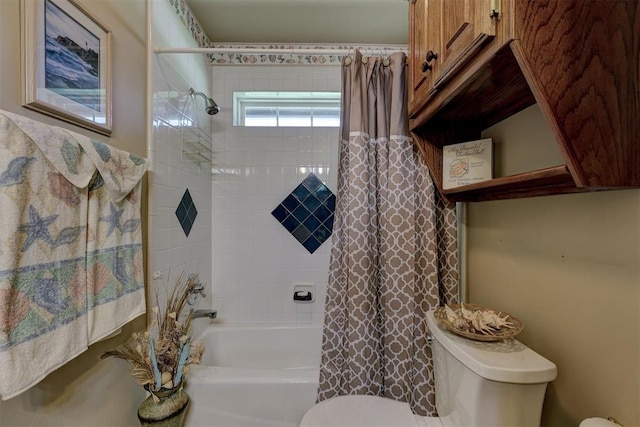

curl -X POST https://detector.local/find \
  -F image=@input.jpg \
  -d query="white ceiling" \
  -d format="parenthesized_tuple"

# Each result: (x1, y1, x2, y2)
(185, 0, 409, 45)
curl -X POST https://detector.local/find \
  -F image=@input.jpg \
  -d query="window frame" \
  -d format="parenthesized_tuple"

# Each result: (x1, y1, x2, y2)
(233, 91, 341, 128)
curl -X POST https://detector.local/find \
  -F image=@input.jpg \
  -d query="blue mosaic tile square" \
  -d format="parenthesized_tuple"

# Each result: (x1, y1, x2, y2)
(282, 194, 299, 212)
(292, 205, 311, 222)
(292, 185, 311, 202)
(271, 173, 336, 254)
(314, 185, 333, 202)
(175, 189, 198, 237)
(292, 225, 311, 242)
(302, 173, 323, 191)
(282, 215, 299, 233)
(302, 236, 322, 253)
(303, 195, 322, 212)
(303, 215, 321, 232)
(326, 194, 336, 210)
(314, 225, 332, 242)
(314, 204, 332, 223)
(271, 204, 288, 222)
(323, 214, 334, 231)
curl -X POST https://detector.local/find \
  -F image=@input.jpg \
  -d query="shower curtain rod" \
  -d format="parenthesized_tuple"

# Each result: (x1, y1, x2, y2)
(153, 46, 408, 56)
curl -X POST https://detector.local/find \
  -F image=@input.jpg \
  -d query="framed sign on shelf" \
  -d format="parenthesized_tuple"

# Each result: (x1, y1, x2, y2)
(21, 0, 112, 135)
(443, 138, 493, 190)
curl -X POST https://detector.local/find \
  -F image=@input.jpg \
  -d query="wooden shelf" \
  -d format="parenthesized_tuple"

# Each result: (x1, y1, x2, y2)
(442, 166, 581, 202)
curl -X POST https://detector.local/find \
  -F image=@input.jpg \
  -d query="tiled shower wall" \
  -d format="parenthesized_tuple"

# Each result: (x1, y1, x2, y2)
(210, 65, 341, 323)
(148, 0, 212, 313)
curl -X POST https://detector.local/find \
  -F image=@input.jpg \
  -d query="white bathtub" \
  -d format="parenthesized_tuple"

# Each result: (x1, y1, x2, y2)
(185, 323, 323, 427)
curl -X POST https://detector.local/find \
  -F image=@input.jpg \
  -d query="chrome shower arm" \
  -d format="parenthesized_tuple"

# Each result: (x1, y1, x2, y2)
(189, 87, 221, 115)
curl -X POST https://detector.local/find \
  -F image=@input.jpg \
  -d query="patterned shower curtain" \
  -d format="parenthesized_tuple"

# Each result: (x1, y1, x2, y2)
(316, 50, 458, 416)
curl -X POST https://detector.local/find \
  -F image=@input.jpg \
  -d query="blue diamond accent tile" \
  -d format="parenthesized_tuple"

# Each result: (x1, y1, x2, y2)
(292, 185, 311, 202)
(314, 185, 333, 202)
(175, 204, 187, 223)
(176, 189, 198, 237)
(303, 236, 322, 253)
(324, 214, 335, 231)
(313, 225, 332, 242)
(271, 173, 336, 254)
(303, 195, 322, 212)
(292, 205, 311, 222)
(282, 215, 299, 233)
(282, 194, 299, 212)
(326, 194, 336, 210)
(302, 174, 323, 192)
(292, 225, 312, 242)
(314, 204, 332, 223)
(271, 204, 288, 222)
(302, 215, 321, 232)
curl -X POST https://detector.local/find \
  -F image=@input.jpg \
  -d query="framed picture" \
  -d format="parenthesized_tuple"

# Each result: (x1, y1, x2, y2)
(21, 0, 112, 135)
(443, 138, 493, 189)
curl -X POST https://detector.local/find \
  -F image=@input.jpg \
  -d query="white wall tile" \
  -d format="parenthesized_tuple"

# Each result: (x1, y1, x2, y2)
(148, 3, 213, 314)
(209, 64, 340, 323)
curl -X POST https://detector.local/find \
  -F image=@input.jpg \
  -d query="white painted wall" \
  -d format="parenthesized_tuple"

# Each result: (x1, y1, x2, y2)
(0, 0, 147, 424)
(470, 106, 640, 426)
(209, 65, 341, 323)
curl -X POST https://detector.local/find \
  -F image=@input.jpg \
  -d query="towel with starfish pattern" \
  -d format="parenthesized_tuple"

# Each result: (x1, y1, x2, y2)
(0, 111, 95, 400)
(75, 136, 147, 344)
(0, 110, 148, 400)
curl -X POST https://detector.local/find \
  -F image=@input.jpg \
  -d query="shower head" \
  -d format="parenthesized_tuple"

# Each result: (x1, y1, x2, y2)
(189, 88, 221, 115)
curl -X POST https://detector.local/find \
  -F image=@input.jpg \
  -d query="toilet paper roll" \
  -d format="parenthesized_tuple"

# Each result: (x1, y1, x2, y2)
(579, 418, 620, 427)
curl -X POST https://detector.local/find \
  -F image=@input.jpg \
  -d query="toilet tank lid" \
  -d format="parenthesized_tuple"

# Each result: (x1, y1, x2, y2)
(426, 310, 558, 384)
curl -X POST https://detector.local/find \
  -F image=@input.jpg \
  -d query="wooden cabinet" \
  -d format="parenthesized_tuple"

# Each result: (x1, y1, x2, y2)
(436, 0, 496, 88)
(409, 0, 499, 112)
(408, 0, 439, 112)
(408, 0, 640, 202)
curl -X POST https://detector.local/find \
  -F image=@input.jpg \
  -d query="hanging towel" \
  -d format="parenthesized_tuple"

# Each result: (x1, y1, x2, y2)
(74, 137, 148, 344)
(0, 110, 95, 400)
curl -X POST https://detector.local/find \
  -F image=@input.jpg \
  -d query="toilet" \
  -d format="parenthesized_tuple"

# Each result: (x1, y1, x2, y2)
(301, 309, 558, 427)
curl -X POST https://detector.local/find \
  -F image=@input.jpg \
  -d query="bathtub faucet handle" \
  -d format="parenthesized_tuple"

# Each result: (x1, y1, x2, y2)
(188, 284, 207, 306)
(193, 284, 206, 298)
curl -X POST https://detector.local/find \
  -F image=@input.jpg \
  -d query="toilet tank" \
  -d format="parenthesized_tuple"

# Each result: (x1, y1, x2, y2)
(426, 310, 557, 427)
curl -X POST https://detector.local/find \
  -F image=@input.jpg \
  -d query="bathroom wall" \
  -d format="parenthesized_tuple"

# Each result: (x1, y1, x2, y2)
(0, 0, 147, 425)
(148, 0, 213, 317)
(209, 64, 340, 323)
(468, 107, 640, 426)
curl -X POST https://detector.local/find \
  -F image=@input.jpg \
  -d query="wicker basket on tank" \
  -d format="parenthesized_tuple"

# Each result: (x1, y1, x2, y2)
(433, 303, 524, 342)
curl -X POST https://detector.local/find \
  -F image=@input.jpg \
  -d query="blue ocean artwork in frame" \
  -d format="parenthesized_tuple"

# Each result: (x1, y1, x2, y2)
(22, 0, 112, 135)
(44, 0, 100, 110)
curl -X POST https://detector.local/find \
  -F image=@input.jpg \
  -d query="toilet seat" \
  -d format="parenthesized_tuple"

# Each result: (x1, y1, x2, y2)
(300, 395, 443, 427)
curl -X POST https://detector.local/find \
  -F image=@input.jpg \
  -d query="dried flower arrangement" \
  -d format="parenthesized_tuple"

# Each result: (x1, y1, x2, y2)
(102, 272, 205, 401)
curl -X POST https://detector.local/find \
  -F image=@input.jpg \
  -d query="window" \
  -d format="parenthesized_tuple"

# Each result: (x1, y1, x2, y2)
(234, 92, 341, 127)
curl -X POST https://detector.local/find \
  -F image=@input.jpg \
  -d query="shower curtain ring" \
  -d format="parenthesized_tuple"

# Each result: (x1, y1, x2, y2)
(343, 46, 353, 66)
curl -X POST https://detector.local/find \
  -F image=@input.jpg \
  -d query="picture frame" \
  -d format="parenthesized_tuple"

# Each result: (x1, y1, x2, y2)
(442, 138, 493, 189)
(21, 0, 112, 136)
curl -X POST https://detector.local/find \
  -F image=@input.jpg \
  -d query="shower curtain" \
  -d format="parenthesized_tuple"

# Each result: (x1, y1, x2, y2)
(317, 50, 458, 416)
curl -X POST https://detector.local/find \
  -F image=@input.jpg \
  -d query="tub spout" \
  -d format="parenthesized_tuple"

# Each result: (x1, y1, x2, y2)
(192, 309, 217, 320)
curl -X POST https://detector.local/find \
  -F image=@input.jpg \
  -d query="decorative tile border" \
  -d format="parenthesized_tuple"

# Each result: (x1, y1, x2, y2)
(166, 0, 211, 48)
(207, 44, 407, 66)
